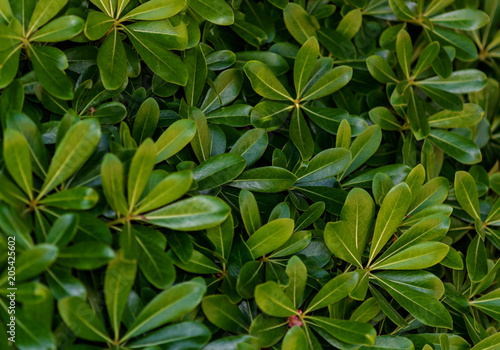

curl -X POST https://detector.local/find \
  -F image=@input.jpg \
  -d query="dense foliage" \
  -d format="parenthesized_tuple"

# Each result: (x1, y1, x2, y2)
(1, 0, 500, 349)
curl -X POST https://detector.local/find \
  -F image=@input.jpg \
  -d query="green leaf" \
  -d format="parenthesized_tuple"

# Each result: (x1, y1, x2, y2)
(417, 69, 487, 94)
(132, 98, 160, 144)
(430, 9, 489, 30)
(350, 298, 380, 323)
(46, 214, 78, 248)
(122, 0, 185, 20)
(185, 44, 207, 106)
(126, 26, 188, 85)
(282, 326, 308, 350)
(309, 316, 376, 346)
(0, 244, 57, 286)
(144, 195, 230, 230)
(368, 107, 401, 131)
(466, 235, 488, 283)
(470, 333, 500, 350)
(283, 3, 316, 44)
(40, 119, 101, 197)
(201, 68, 243, 113)
(340, 125, 382, 180)
(136, 170, 192, 213)
(105, 255, 137, 337)
(134, 227, 175, 288)
(249, 314, 287, 348)
(306, 272, 358, 313)
(369, 285, 408, 328)
(255, 281, 298, 317)
(155, 119, 196, 163)
(325, 221, 362, 267)
(202, 295, 249, 333)
(239, 189, 261, 235)
(373, 173, 394, 205)
(246, 218, 294, 258)
(101, 153, 128, 216)
(429, 130, 481, 164)
(3, 128, 32, 199)
(408, 177, 449, 215)
(413, 42, 440, 77)
(187, 0, 234, 25)
(59, 242, 115, 270)
(236, 261, 265, 299)
(317, 28, 357, 61)
(39, 187, 99, 210)
(336, 119, 351, 149)
(230, 128, 268, 168)
(30, 46, 74, 100)
(28, 0, 67, 33)
(373, 274, 452, 328)
(366, 55, 398, 84)
(389, 0, 416, 20)
(371, 242, 449, 270)
(128, 139, 156, 210)
(406, 87, 430, 140)
(396, 29, 412, 79)
(428, 104, 483, 128)
(122, 281, 206, 340)
(285, 256, 307, 308)
(418, 84, 463, 112)
(58, 297, 112, 342)
(206, 215, 234, 262)
(294, 36, 319, 97)
(230, 166, 297, 193)
(31, 15, 84, 42)
(341, 188, 375, 255)
(301, 66, 353, 101)
(374, 214, 450, 267)
(189, 106, 211, 163)
(368, 182, 412, 265)
(243, 61, 293, 101)
(128, 321, 210, 349)
(194, 153, 246, 191)
(0, 45, 21, 89)
(290, 107, 314, 160)
(337, 9, 362, 39)
(84, 11, 114, 40)
(454, 171, 481, 220)
(294, 202, 325, 231)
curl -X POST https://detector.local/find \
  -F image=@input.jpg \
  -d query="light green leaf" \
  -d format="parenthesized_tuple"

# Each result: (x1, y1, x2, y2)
(40, 119, 101, 197)
(246, 218, 294, 258)
(368, 182, 412, 265)
(58, 296, 112, 342)
(128, 139, 156, 210)
(243, 60, 293, 101)
(306, 272, 358, 313)
(454, 171, 480, 220)
(3, 128, 32, 199)
(187, 0, 234, 25)
(144, 196, 231, 230)
(122, 0, 185, 21)
(122, 281, 206, 340)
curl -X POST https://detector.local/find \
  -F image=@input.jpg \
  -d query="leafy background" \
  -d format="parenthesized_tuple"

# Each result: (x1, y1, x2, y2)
(1, 0, 500, 349)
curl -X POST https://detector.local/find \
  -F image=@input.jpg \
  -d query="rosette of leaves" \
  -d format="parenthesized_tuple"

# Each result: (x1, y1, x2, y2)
(170, 189, 320, 303)
(244, 36, 355, 161)
(84, 0, 235, 91)
(370, 0, 490, 61)
(0, 0, 85, 97)
(325, 165, 456, 330)
(366, 28, 486, 164)
(57, 265, 209, 349)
